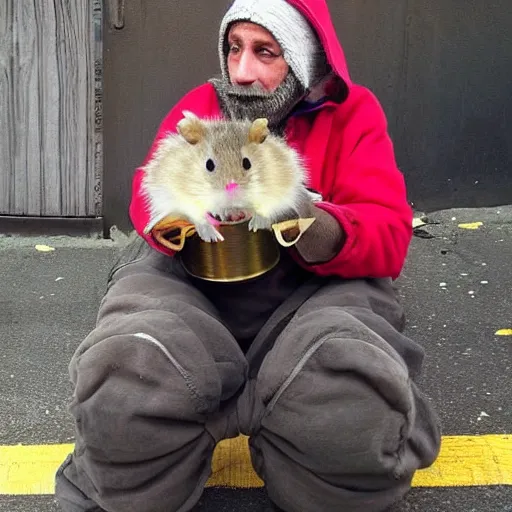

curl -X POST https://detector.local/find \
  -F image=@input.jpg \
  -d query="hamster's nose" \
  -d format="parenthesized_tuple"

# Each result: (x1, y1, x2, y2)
(225, 182, 239, 196)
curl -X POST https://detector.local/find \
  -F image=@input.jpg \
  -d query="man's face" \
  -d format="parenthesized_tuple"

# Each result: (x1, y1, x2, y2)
(226, 22, 289, 92)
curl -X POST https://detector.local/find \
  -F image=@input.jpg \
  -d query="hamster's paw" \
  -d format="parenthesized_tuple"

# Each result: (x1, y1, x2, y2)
(195, 223, 224, 243)
(248, 214, 272, 232)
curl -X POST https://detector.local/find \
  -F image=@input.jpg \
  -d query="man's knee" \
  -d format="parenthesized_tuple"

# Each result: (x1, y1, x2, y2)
(248, 309, 440, 511)
(252, 330, 416, 476)
(60, 325, 245, 512)
(71, 331, 221, 452)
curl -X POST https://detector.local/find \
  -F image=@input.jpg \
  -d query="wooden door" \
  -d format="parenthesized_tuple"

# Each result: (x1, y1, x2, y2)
(0, 1, 101, 219)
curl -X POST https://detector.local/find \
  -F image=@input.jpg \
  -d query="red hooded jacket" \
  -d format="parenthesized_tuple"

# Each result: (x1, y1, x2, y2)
(129, 0, 413, 280)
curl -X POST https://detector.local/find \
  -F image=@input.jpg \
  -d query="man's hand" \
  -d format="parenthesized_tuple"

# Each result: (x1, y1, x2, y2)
(271, 191, 346, 264)
(293, 204, 346, 264)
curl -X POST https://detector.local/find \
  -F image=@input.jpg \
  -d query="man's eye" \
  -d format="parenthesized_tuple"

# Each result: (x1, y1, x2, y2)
(228, 45, 240, 54)
(257, 48, 277, 57)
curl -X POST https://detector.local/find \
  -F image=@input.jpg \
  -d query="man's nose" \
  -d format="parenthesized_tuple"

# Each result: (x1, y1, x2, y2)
(231, 51, 257, 86)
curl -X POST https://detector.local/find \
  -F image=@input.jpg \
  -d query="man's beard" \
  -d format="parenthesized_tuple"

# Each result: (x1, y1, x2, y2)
(209, 71, 306, 134)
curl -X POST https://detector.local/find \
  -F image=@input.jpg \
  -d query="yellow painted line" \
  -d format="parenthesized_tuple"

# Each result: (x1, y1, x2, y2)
(496, 329, 512, 336)
(208, 435, 263, 488)
(412, 435, 511, 487)
(0, 443, 73, 495)
(0, 435, 510, 495)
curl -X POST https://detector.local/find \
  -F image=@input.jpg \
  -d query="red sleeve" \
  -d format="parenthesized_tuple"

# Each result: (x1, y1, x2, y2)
(128, 84, 222, 256)
(295, 86, 413, 280)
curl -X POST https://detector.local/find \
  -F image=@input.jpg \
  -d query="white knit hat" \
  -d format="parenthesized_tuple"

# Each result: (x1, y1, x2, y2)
(218, 0, 325, 90)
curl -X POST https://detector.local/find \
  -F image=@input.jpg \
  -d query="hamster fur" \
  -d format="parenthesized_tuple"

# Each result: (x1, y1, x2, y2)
(141, 111, 310, 243)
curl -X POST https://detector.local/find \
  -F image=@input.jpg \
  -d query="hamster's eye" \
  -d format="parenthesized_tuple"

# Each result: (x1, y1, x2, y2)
(242, 157, 252, 170)
(206, 159, 215, 172)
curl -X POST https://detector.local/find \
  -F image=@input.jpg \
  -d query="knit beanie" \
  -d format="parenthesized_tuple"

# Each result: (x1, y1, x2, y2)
(218, 0, 328, 91)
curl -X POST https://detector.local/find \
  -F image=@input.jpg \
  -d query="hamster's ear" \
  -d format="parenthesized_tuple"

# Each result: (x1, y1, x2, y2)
(248, 118, 269, 144)
(176, 111, 206, 145)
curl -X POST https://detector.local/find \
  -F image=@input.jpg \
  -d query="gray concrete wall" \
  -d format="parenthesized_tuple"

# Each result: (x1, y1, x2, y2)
(101, 1, 512, 232)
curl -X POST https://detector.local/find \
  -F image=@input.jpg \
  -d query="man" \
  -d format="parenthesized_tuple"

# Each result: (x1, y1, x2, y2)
(55, 1, 441, 511)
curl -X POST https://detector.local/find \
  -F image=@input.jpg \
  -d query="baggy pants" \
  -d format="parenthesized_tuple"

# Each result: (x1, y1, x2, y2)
(55, 240, 441, 512)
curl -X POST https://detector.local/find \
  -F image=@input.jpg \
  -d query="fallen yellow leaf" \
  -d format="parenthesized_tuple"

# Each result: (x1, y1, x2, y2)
(495, 329, 512, 336)
(35, 245, 55, 252)
(458, 222, 483, 230)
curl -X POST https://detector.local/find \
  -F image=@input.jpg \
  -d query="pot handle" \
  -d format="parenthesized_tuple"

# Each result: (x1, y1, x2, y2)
(271, 218, 316, 247)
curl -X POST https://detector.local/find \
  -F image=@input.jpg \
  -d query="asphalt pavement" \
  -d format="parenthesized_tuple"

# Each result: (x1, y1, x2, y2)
(0, 206, 511, 511)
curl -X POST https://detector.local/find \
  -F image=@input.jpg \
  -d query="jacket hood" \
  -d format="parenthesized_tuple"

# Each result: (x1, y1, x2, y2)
(286, 0, 352, 89)
(282, 0, 352, 89)
(219, 0, 352, 94)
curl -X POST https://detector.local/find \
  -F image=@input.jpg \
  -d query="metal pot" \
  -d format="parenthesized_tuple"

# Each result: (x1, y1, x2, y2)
(179, 218, 280, 282)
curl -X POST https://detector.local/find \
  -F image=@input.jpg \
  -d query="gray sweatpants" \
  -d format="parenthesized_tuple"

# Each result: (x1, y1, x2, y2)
(55, 240, 441, 512)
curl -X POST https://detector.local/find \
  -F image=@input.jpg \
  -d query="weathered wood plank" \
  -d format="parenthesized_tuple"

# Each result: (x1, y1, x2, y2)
(92, 0, 103, 217)
(56, 1, 80, 216)
(0, 0, 15, 215)
(1, 0, 99, 217)
(36, 0, 60, 215)
(52, 0, 95, 216)
(13, 1, 42, 215)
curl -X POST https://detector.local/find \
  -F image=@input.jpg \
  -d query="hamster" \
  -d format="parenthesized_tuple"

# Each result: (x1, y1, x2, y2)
(141, 110, 310, 243)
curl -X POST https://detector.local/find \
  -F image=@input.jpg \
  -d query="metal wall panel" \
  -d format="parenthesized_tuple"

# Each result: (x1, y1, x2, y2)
(333, 0, 512, 212)
(103, 0, 232, 233)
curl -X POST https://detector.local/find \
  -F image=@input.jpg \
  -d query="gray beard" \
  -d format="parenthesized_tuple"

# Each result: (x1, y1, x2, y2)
(209, 71, 306, 134)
